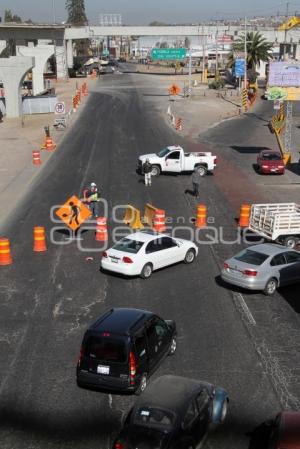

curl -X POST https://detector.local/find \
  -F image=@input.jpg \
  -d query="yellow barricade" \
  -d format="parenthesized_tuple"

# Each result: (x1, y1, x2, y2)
(143, 203, 158, 227)
(123, 205, 144, 229)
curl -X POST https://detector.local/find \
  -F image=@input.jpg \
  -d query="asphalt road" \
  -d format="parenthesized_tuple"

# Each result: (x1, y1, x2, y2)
(0, 71, 299, 449)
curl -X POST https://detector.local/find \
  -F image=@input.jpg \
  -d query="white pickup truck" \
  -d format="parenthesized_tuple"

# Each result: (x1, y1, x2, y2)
(138, 146, 217, 176)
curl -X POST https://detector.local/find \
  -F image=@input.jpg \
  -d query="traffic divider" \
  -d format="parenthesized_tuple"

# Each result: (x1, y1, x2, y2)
(195, 204, 207, 228)
(96, 217, 108, 242)
(33, 226, 47, 252)
(32, 150, 41, 166)
(175, 117, 182, 131)
(153, 209, 166, 232)
(239, 204, 251, 227)
(123, 205, 144, 229)
(143, 203, 158, 227)
(0, 238, 13, 266)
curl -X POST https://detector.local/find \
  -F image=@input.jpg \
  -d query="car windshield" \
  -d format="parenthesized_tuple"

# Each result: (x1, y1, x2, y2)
(134, 407, 175, 429)
(234, 249, 269, 266)
(262, 153, 282, 161)
(157, 148, 170, 157)
(112, 238, 144, 254)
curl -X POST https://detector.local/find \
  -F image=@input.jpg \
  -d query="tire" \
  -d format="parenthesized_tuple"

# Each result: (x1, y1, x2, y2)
(150, 165, 161, 177)
(196, 165, 207, 176)
(140, 263, 153, 279)
(263, 278, 278, 296)
(283, 236, 298, 249)
(135, 374, 147, 395)
(220, 400, 228, 423)
(169, 335, 177, 355)
(184, 248, 196, 264)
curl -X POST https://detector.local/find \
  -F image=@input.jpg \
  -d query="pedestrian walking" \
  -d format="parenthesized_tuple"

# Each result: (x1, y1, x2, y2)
(191, 168, 202, 197)
(142, 159, 152, 186)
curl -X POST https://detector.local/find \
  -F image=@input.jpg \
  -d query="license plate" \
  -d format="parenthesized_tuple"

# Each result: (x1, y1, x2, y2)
(270, 168, 278, 172)
(97, 365, 110, 375)
(110, 257, 118, 263)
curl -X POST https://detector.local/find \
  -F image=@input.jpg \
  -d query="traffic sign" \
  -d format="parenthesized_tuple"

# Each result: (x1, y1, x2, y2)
(235, 59, 245, 77)
(274, 99, 281, 110)
(54, 102, 66, 115)
(151, 48, 187, 60)
(56, 195, 92, 231)
(102, 49, 109, 56)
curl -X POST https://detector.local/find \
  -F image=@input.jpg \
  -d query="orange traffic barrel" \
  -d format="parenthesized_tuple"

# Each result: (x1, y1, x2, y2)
(239, 204, 251, 227)
(33, 226, 47, 252)
(32, 150, 41, 165)
(46, 137, 55, 152)
(196, 204, 207, 228)
(96, 217, 108, 242)
(153, 209, 166, 232)
(0, 238, 13, 265)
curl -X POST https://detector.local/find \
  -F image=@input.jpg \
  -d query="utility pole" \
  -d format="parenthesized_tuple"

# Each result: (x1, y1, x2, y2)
(202, 35, 206, 83)
(244, 16, 247, 90)
(188, 47, 192, 95)
(284, 2, 290, 58)
(52, 0, 56, 24)
(215, 26, 219, 80)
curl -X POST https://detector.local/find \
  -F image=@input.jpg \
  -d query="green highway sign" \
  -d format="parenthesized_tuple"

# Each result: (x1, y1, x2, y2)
(151, 48, 187, 60)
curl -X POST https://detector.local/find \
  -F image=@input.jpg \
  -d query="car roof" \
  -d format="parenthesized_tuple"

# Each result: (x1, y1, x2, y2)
(260, 148, 280, 154)
(246, 243, 290, 256)
(88, 308, 153, 335)
(134, 375, 212, 415)
(125, 230, 170, 243)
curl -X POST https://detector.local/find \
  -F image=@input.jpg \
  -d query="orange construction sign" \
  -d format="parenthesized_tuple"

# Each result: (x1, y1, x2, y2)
(56, 195, 92, 231)
(168, 84, 181, 96)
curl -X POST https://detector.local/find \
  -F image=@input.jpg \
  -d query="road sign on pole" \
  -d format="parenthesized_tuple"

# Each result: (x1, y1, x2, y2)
(56, 195, 92, 232)
(151, 48, 187, 60)
(54, 102, 66, 115)
(235, 59, 245, 77)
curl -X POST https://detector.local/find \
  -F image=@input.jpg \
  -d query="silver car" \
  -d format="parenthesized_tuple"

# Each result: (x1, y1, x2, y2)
(221, 243, 300, 296)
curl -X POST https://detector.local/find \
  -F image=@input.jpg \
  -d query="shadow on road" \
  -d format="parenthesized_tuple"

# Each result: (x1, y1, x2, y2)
(244, 112, 269, 123)
(231, 146, 268, 154)
(246, 420, 273, 449)
(278, 284, 300, 314)
(286, 162, 300, 176)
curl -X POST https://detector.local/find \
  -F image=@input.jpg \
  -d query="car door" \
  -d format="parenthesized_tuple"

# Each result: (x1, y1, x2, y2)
(195, 389, 211, 441)
(145, 317, 171, 373)
(280, 251, 300, 285)
(269, 253, 288, 285)
(133, 331, 148, 380)
(158, 237, 182, 266)
(164, 151, 181, 172)
(145, 239, 165, 269)
(180, 399, 204, 445)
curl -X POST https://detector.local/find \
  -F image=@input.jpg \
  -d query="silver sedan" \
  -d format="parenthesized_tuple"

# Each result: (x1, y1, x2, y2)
(221, 243, 300, 295)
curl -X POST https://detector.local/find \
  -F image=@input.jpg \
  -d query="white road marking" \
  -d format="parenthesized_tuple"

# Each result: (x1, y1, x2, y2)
(233, 292, 256, 326)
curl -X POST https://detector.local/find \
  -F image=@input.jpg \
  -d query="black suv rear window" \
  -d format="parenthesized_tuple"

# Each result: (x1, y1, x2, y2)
(85, 336, 127, 363)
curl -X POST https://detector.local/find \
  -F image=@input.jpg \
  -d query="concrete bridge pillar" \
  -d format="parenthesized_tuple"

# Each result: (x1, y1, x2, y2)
(66, 39, 74, 68)
(17, 45, 55, 96)
(0, 40, 7, 55)
(0, 56, 34, 117)
(55, 45, 68, 79)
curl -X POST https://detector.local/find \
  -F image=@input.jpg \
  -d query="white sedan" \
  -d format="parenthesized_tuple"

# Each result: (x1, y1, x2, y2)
(100, 230, 198, 279)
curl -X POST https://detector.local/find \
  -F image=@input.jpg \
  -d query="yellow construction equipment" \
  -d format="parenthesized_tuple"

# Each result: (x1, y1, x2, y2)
(143, 203, 158, 227)
(278, 16, 300, 31)
(123, 205, 144, 229)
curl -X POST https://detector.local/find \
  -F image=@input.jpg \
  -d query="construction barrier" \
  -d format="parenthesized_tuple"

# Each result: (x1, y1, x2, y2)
(32, 150, 41, 166)
(153, 209, 166, 232)
(46, 136, 56, 151)
(96, 217, 108, 242)
(175, 117, 182, 131)
(195, 204, 207, 228)
(239, 204, 251, 228)
(143, 203, 158, 227)
(242, 88, 248, 110)
(123, 206, 144, 229)
(0, 238, 13, 266)
(33, 226, 47, 252)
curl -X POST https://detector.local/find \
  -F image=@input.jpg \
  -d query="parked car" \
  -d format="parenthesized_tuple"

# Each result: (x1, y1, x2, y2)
(100, 229, 198, 279)
(256, 149, 285, 175)
(76, 308, 177, 395)
(221, 243, 300, 295)
(268, 410, 300, 448)
(138, 146, 217, 177)
(113, 375, 228, 449)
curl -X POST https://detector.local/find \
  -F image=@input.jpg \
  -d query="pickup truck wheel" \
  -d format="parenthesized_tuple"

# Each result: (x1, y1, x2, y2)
(283, 236, 298, 249)
(196, 165, 207, 176)
(263, 278, 278, 296)
(150, 165, 161, 177)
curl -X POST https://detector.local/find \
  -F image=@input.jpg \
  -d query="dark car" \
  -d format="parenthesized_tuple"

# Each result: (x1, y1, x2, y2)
(268, 411, 300, 449)
(257, 149, 285, 175)
(113, 375, 228, 449)
(77, 308, 177, 395)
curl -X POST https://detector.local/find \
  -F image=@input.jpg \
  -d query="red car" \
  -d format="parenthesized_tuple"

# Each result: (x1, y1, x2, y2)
(268, 411, 300, 449)
(257, 148, 285, 175)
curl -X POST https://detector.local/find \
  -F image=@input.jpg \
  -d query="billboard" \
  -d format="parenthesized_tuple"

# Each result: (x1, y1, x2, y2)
(234, 59, 245, 77)
(268, 62, 300, 87)
(266, 86, 300, 101)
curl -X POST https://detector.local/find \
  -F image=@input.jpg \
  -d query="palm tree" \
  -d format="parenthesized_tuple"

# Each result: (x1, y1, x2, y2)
(65, 0, 87, 25)
(228, 31, 273, 71)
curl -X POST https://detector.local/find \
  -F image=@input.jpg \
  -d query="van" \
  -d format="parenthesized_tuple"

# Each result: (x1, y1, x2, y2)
(76, 308, 177, 395)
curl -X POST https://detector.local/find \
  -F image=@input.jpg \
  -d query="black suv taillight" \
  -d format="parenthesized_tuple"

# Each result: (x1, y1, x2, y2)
(129, 351, 136, 385)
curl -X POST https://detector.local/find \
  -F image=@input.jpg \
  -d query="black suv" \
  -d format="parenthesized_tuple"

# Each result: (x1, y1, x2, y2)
(76, 308, 177, 395)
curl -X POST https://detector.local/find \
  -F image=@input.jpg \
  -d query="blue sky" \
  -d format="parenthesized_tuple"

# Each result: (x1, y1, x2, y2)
(0, 1, 297, 24)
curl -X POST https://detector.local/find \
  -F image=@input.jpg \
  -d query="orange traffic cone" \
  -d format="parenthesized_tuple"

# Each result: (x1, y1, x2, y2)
(0, 238, 13, 265)
(153, 209, 166, 232)
(33, 226, 47, 252)
(96, 217, 108, 242)
(46, 136, 55, 152)
(239, 204, 251, 227)
(196, 204, 207, 228)
(32, 150, 41, 165)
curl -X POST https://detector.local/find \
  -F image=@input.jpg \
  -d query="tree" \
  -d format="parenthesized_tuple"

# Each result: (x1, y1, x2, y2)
(4, 9, 22, 23)
(228, 31, 273, 70)
(149, 21, 168, 26)
(65, 0, 88, 25)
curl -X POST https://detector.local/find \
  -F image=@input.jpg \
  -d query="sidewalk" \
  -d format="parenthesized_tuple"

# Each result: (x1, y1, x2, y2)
(0, 77, 94, 230)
